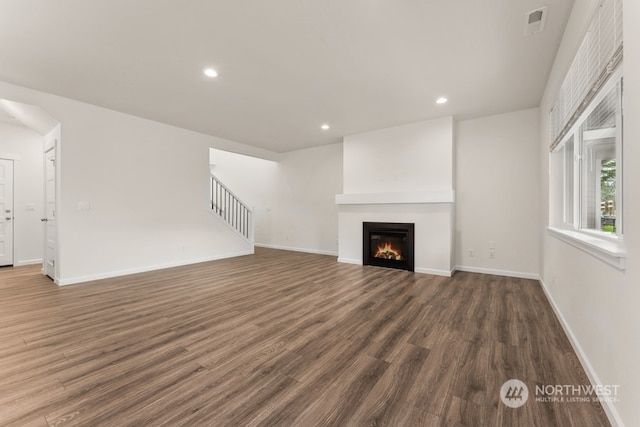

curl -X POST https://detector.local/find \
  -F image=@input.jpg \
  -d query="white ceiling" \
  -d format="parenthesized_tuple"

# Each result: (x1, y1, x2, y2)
(0, 0, 574, 153)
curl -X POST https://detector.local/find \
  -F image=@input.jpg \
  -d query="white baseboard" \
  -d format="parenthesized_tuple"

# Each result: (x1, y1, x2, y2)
(337, 258, 452, 277)
(539, 278, 624, 427)
(453, 265, 540, 280)
(57, 250, 254, 286)
(415, 267, 453, 277)
(255, 243, 338, 257)
(15, 259, 43, 267)
(337, 257, 361, 265)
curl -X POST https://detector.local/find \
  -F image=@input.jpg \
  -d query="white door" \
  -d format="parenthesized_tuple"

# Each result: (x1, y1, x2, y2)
(0, 159, 14, 266)
(44, 146, 56, 278)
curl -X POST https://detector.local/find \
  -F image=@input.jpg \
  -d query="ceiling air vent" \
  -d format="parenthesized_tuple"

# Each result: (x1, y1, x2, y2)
(524, 6, 549, 36)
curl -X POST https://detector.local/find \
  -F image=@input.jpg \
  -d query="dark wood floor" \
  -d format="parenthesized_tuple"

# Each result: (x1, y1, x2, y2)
(0, 248, 609, 426)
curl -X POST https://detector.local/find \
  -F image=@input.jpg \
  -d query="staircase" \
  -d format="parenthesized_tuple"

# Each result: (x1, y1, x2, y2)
(210, 174, 254, 243)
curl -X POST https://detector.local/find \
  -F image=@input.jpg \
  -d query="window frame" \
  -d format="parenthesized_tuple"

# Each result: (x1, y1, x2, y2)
(558, 67, 623, 241)
(549, 67, 626, 270)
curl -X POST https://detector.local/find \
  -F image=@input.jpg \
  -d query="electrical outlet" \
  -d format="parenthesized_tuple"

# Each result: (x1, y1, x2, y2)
(489, 250, 495, 258)
(468, 249, 474, 257)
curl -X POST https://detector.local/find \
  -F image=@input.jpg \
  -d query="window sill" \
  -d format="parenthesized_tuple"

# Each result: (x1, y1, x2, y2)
(547, 227, 626, 270)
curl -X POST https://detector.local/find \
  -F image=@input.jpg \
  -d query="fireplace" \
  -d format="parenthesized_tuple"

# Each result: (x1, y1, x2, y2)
(363, 222, 415, 272)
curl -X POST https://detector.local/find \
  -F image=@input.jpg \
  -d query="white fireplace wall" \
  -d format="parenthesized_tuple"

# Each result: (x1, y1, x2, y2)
(343, 116, 453, 192)
(338, 204, 454, 275)
(338, 116, 455, 274)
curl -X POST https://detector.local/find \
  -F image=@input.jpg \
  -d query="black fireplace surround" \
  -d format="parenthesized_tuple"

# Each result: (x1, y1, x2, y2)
(363, 222, 415, 272)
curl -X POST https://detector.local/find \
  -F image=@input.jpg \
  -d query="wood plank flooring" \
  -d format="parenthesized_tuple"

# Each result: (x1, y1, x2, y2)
(0, 248, 610, 426)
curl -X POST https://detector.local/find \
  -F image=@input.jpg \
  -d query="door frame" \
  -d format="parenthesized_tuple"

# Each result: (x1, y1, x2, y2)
(0, 157, 15, 267)
(43, 127, 59, 282)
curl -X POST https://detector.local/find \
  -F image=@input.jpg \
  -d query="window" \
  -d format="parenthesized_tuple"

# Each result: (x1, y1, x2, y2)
(580, 83, 621, 234)
(559, 73, 623, 238)
(548, 0, 625, 268)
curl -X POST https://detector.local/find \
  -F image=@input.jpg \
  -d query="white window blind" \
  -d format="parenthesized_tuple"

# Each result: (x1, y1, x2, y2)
(549, 0, 623, 152)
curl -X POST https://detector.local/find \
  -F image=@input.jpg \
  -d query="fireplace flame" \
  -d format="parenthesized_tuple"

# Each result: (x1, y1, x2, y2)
(374, 242, 403, 260)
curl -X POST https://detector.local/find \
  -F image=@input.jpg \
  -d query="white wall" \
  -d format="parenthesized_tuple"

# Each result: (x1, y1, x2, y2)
(339, 117, 455, 274)
(209, 148, 279, 245)
(539, 1, 640, 425)
(268, 144, 342, 255)
(343, 116, 454, 193)
(621, 1, 640, 423)
(0, 123, 43, 265)
(211, 143, 343, 255)
(0, 80, 276, 284)
(456, 108, 540, 278)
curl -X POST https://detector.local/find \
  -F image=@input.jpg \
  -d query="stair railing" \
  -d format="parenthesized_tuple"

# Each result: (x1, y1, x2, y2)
(210, 174, 253, 242)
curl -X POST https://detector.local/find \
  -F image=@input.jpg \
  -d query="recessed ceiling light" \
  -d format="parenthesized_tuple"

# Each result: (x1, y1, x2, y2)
(321, 124, 330, 130)
(203, 68, 218, 78)
(436, 97, 448, 104)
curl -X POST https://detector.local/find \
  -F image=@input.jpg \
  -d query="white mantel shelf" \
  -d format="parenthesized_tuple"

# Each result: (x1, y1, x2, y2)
(335, 190, 455, 205)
